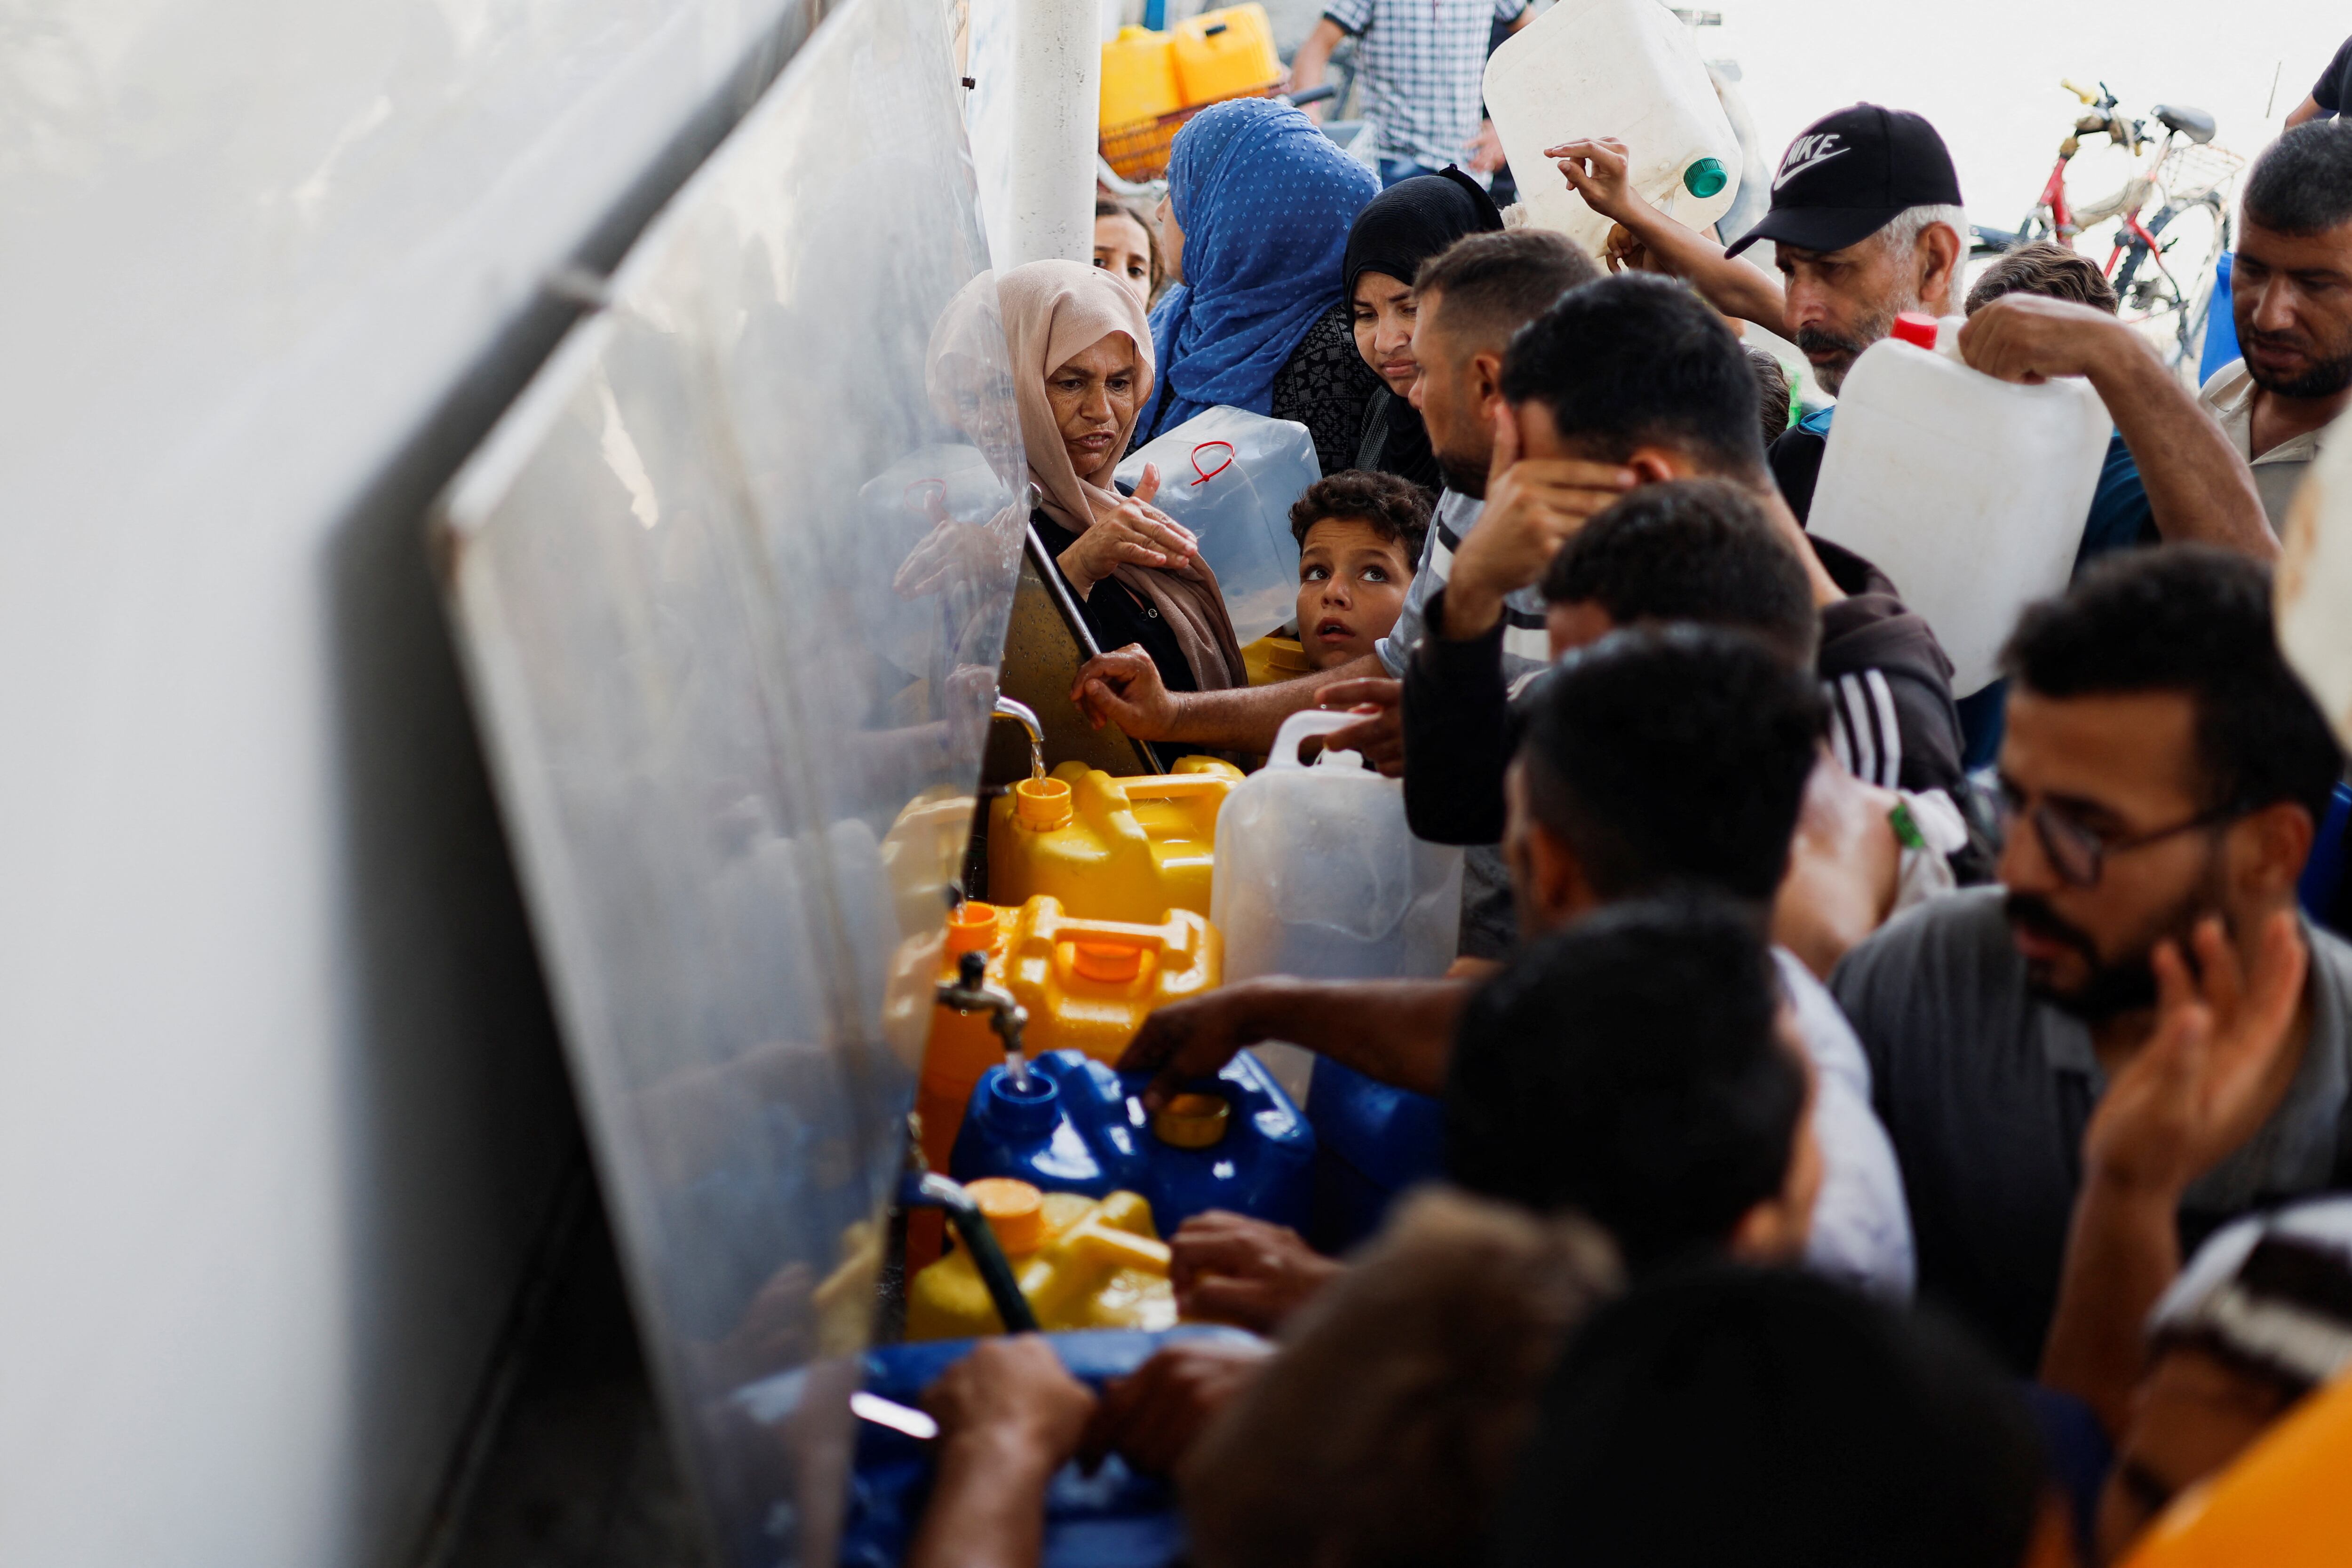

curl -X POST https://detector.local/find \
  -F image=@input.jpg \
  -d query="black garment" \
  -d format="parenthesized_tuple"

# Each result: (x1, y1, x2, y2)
(1401, 571, 1966, 847)
(1832, 890, 2352, 1372)
(1271, 301, 1383, 475)
(1354, 385, 1445, 495)
(1818, 593, 1966, 796)
(1338, 171, 1501, 493)
(1401, 592, 1518, 846)
(1768, 422, 1828, 523)
(2313, 34, 2352, 115)
(1028, 509, 1198, 694)
(1342, 167, 1502, 301)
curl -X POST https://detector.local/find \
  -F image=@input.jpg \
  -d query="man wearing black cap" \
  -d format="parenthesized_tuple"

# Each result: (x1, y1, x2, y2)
(1560, 103, 1967, 514)
(1555, 104, 2275, 764)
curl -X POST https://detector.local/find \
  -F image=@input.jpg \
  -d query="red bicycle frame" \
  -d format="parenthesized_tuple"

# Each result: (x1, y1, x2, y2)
(2034, 148, 2165, 277)
(2102, 211, 2163, 279)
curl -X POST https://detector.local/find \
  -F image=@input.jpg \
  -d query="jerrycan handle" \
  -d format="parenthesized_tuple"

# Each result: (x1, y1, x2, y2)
(1268, 708, 1370, 771)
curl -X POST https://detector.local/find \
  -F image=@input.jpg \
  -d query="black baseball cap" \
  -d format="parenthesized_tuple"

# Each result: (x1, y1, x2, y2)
(1724, 104, 1964, 258)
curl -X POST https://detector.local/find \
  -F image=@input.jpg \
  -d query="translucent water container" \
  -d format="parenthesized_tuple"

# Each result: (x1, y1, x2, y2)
(1807, 313, 2112, 697)
(1114, 405, 1318, 643)
(950, 1047, 1314, 1234)
(1213, 709, 1462, 983)
(1483, 0, 1742, 255)
(905, 1180, 1176, 1339)
(988, 756, 1244, 924)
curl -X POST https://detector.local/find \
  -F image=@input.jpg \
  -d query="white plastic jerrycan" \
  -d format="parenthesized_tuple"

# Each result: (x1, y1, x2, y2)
(2278, 404, 2352, 747)
(1806, 313, 2112, 698)
(1483, 0, 1741, 256)
(1213, 710, 1464, 985)
(1116, 405, 1319, 642)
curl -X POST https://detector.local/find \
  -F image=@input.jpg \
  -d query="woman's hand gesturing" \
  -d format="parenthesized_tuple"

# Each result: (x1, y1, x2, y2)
(1056, 463, 1198, 598)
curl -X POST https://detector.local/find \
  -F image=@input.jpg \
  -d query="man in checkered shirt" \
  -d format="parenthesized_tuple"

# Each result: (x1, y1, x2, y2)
(1288, 0, 1532, 187)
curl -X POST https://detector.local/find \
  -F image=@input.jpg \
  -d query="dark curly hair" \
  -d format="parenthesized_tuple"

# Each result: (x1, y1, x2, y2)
(1289, 468, 1434, 564)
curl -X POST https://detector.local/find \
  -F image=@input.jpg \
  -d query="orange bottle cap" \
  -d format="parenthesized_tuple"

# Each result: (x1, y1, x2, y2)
(964, 1177, 1045, 1254)
(1069, 941, 1144, 983)
(1153, 1092, 1229, 1148)
(1013, 776, 1073, 829)
(946, 901, 999, 956)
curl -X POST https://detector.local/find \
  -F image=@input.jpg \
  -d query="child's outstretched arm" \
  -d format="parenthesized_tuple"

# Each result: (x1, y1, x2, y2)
(1547, 138, 1789, 336)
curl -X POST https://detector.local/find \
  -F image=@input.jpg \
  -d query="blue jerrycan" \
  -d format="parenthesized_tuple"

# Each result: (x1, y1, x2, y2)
(949, 1048, 1314, 1235)
(837, 1326, 1259, 1568)
(1302, 1059, 1446, 1253)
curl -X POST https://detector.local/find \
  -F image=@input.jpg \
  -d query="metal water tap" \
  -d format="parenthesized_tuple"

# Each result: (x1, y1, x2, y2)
(991, 695, 1043, 747)
(936, 950, 1029, 1068)
(991, 696, 1045, 781)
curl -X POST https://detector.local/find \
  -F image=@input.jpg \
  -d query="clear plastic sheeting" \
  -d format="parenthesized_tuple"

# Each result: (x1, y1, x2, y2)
(432, 0, 1026, 1556)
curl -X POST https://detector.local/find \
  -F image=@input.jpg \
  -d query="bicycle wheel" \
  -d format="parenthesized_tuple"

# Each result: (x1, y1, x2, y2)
(2114, 196, 2229, 371)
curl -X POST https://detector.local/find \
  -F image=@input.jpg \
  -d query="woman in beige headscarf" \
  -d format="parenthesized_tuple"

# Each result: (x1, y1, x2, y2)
(998, 260, 1247, 695)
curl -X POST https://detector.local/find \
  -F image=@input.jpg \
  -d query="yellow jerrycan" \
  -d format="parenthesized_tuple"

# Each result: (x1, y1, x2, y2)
(989, 756, 1242, 924)
(906, 895, 1221, 1170)
(906, 1179, 1177, 1339)
(1171, 4, 1281, 106)
(997, 895, 1221, 1062)
(1101, 24, 1183, 129)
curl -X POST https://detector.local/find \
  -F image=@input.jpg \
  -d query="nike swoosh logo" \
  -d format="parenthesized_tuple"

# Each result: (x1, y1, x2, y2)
(1774, 135, 1848, 191)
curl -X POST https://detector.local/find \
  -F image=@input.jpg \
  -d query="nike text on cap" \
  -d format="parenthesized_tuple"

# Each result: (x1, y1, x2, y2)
(1723, 103, 1964, 259)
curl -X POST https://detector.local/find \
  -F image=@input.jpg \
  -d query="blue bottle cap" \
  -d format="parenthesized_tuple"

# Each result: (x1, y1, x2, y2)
(980, 1064, 1062, 1137)
(1683, 157, 1728, 198)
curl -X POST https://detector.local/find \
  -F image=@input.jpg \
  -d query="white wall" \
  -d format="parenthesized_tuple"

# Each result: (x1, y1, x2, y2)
(0, 2, 811, 1564)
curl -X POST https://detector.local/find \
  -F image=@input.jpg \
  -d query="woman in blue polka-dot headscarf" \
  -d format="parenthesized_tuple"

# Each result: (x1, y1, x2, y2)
(1142, 97, 1381, 471)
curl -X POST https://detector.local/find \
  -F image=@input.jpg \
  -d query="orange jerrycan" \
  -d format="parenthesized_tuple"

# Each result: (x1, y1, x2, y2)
(2121, 1367, 2352, 1568)
(989, 757, 1242, 924)
(907, 900, 1022, 1175)
(906, 1180, 1177, 1339)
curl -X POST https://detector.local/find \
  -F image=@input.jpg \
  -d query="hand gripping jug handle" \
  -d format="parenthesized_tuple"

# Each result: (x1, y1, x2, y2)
(1267, 708, 1370, 771)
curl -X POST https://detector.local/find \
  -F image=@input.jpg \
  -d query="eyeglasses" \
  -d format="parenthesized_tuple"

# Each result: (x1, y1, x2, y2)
(1994, 784, 2243, 888)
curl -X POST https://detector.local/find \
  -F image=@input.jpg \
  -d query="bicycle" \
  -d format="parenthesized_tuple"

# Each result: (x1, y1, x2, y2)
(1971, 79, 2244, 377)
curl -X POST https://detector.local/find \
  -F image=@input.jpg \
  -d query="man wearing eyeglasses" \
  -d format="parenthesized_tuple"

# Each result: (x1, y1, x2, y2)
(1828, 547, 2352, 1375)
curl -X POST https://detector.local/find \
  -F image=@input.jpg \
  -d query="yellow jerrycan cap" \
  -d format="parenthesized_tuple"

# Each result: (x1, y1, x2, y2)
(1153, 1091, 1230, 1149)
(965, 1176, 1046, 1254)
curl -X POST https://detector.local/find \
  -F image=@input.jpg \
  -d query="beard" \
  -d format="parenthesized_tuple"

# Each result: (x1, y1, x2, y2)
(1799, 289, 1911, 395)
(1436, 440, 1489, 498)
(2004, 869, 2222, 1023)
(2240, 324, 2352, 400)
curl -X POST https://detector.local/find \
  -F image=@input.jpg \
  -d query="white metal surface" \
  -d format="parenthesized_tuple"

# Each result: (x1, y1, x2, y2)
(434, 0, 1024, 1556)
(0, 2, 814, 1565)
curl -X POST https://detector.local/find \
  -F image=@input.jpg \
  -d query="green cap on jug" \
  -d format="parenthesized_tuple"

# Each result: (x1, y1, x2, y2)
(1683, 158, 1728, 198)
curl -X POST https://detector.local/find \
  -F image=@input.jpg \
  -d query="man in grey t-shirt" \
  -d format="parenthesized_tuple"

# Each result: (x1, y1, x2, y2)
(1832, 550, 2352, 1371)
